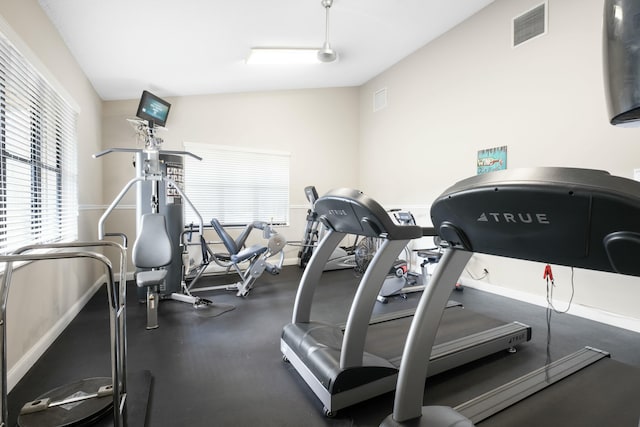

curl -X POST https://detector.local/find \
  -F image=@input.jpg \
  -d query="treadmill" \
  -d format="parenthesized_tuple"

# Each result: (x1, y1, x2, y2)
(281, 188, 531, 416)
(381, 167, 640, 427)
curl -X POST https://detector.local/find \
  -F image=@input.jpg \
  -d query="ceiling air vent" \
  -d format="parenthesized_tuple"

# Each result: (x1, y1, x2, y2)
(513, 2, 547, 47)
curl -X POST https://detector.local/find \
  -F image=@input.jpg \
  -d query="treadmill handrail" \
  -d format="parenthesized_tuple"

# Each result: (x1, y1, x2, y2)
(292, 229, 346, 324)
(389, 249, 473, 422)
(340, 238, 411, 368)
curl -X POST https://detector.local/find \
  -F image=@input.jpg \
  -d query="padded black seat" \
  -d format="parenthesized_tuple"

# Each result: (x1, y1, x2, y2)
(231, 245, 268, 264)
(210, 219, 269, 263)
(135, 270, 167, 287)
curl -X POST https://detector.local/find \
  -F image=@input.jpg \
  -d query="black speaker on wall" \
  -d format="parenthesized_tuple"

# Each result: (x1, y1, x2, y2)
(603, 0, 640, 125)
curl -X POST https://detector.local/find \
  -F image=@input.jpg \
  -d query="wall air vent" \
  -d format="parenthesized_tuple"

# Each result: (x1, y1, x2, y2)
(373, 88, 387, 112)
(513, 2, 547, 47)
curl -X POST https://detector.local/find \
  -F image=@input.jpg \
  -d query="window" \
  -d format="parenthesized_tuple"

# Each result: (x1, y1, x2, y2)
(0, 30, 78, 255)
(183, 142, 289, 226)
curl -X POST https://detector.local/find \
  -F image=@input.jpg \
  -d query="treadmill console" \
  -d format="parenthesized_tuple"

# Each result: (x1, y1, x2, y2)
(431, 167, 640, 276)
(315, 188, 422, 241)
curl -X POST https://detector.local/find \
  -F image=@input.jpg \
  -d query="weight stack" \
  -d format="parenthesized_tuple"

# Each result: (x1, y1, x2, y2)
(136, 153, 184, 299)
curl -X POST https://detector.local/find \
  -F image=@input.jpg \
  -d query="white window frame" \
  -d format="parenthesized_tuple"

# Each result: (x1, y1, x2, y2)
(0, 25, 78, 257)
(183, 142, 290, 227)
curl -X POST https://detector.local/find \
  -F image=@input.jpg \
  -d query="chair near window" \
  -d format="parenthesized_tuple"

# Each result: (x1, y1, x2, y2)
(133, 213, 173, 329)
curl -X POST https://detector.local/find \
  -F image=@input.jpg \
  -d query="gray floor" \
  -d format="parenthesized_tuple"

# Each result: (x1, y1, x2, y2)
(8, 266, 640, 426)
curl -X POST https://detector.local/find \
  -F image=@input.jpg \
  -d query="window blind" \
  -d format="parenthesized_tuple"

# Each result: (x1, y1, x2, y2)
(0, 30, 78, 255)
(183, 142, 289, 226)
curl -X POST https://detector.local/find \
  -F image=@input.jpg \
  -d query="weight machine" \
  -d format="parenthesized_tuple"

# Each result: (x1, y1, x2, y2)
(96, 91, 216, 328)
(180, 218, 286, 298)
(97, 91, 286, 328)
(95, 136, 215, 325)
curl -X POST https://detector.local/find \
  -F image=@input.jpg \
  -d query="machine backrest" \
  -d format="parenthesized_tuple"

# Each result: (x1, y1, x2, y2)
(133, 213, 173, 269)
(431, 167, 640, 276)
(210, 218, 257, 256)
(210, 218, 239, 254)
(315, 188, 423, 240)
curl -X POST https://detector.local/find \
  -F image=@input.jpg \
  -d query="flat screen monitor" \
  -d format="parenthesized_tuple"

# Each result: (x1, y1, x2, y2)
(136, 90, 171, 127)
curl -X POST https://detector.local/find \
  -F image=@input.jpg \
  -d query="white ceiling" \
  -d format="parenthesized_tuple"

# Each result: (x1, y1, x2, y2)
(38, 0, 495, 101)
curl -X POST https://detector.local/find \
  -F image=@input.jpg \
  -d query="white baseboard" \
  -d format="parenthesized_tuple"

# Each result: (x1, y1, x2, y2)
(460, 276, 640, 334)
(283, 256, 298, 267)
(7, 275, 105, 392)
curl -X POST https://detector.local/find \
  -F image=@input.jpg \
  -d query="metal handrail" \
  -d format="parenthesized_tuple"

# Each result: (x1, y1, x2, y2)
(0, 241, 128, 427)
(98, 176, 147, 240)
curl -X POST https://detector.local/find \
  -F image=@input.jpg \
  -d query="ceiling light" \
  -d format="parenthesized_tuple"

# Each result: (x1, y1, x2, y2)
(246, 48, 321, 65)
(246, 0, 338, 66)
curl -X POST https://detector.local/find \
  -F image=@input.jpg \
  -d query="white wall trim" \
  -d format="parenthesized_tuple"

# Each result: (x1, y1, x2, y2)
(7, 275, 104, 391)
(460, 276, 640, 334)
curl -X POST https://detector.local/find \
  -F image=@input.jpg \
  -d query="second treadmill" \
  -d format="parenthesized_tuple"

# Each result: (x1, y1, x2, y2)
(281, 188, 531, 416)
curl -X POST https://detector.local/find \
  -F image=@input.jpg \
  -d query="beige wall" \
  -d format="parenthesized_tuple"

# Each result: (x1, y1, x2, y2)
(359, 0, 640, 322)
(0, 0, 104, 388)
(101, 88, 360, 268)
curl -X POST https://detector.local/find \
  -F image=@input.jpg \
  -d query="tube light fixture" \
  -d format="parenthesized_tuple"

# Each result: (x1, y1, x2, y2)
(245, 48, 321, 65)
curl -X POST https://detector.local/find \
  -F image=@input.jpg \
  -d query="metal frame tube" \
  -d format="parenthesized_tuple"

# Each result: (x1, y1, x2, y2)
(99, 176, 146, 240)
(0, 242, 128, 427)
(340, 239, 409, 368)
(390, 248, 473, 423)
(292, 230, 345, 324)
(11, 241, 128, 404)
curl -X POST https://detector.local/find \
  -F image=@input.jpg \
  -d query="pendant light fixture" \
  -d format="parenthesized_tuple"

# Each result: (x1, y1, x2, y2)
(246, 0, 338, 65)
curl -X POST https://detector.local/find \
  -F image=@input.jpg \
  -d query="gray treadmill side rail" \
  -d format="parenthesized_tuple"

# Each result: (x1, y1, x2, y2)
(454, 347, 610, 424)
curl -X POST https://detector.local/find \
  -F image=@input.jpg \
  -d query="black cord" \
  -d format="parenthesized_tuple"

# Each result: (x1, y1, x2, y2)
(545, 266, 576, 382)
(464, 267, 488, 281)
(547, 267, 575, 314)
(545, 286, 553, 382)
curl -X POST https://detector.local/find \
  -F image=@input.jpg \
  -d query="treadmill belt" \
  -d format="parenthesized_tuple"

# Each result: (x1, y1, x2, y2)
(365, 306, 505, 363)
(480, 357, 640, 427)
